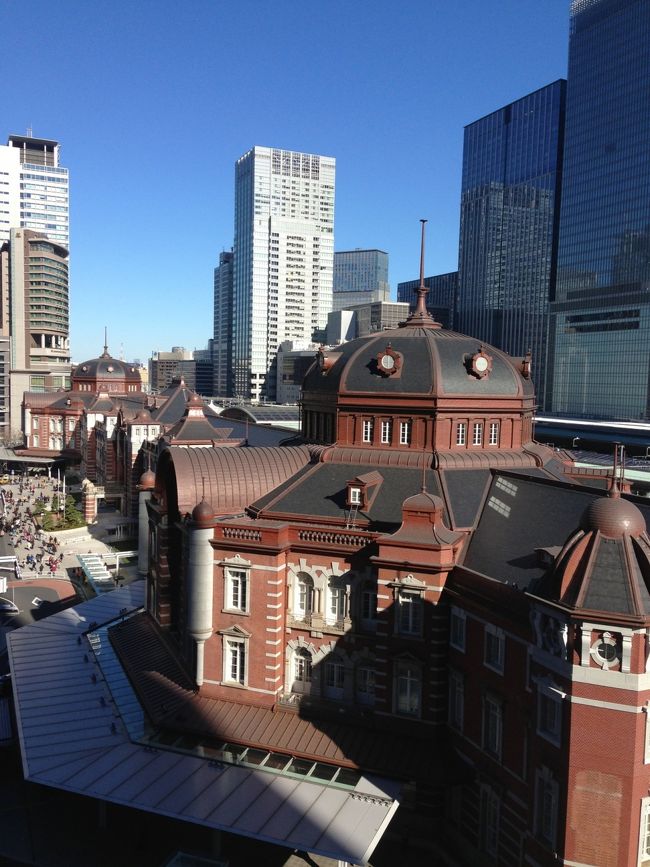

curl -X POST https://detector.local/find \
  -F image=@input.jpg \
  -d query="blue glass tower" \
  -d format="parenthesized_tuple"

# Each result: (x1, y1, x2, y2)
(457, 81, 566, 409)
(550, 0, 650, 419)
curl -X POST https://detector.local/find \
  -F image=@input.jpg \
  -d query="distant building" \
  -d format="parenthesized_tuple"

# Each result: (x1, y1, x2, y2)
(332, 249, 389, 311)
(275, 340, 319, 404)
(550, 0, 650, 419)
(457, 81, 566, 409)
(4, 134, 69, 247)
(213, 250, 234, 397)
(397, 272, 457, 328)
(326, 301, 409, 344)
(149, 347, 196, 391)
(0, 229, 71, 440)
(326, 309, 356, 346)
(232, 146, 335, 401)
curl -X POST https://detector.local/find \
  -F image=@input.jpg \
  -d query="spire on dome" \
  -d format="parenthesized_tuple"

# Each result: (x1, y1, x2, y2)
(401, 219, 442, 329)
(102, 326, 109, 358)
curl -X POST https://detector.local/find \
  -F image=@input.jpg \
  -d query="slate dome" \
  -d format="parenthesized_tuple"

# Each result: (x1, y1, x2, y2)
(73, 346, 141, 388)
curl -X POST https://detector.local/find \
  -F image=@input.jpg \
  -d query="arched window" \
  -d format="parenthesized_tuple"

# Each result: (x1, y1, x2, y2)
(295, 573, 314, 620)
(326, 579, 345, 625)
(324, 653, 345, 700)
(292, 648, 312, 695)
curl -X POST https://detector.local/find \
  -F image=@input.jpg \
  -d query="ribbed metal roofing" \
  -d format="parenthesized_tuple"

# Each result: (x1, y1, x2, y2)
(7, 583, 399, 865)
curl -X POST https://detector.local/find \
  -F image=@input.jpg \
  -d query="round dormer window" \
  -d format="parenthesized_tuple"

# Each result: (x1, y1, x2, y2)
(590, 631, 620, 669)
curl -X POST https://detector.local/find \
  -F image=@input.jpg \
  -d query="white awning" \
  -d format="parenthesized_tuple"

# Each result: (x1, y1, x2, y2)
(7, 583, 399, 864)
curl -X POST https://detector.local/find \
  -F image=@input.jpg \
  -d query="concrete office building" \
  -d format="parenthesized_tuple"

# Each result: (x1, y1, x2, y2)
(232, 146, 335, 401)
(213, 249, 234, 397)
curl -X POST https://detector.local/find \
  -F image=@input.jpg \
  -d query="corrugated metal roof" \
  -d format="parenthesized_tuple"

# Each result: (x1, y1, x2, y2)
(7, 583, 399, 864)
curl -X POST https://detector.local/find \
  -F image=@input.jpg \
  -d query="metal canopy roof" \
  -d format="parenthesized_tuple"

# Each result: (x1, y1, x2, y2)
(7, 583, 399, 864)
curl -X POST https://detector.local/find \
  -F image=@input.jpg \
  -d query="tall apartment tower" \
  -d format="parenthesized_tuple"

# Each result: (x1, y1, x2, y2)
(232, 146, 335, 401)
(213, 250, 234, 397)
(5, 135, 69, 246)
(332, 248, 389, 311)
(0, 229, 71, 439)
(457, 81, 566, 409)
(550, 0, 650, 419)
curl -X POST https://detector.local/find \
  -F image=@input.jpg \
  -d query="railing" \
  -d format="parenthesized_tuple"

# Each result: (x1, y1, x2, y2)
(220, 527, 262, 541)
(297, 529, 367, 546)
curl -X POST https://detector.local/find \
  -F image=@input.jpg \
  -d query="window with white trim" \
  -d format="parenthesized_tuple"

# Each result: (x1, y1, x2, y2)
(292, 647, 312, 694)
(349, 486, 362, 505)
(537, 686, 562, 746)
(482, 693, 502, 759)
(398, 589, 422, 636)
(225, 567, 248, 613)
(399, 420, 412, 445)
(362, 419, 374, 443)
(472, 422, 483, 446)
(484, 625, 505, 673)
(480, 785, 500, 857)
(489, 421, 500, 445)
(324, 654, 345, 699)
(361, 582, 377, 628)
(639, 796, 650, 865)
(450, 607, 466, 651)
(295, 572, 314, 619)
(395, 659, 421, 717)
(535, 767, 558, 849)
(326, 580, 345, 625)
(456, 422, 466, 446)
(32, 417, 38, 430)
(224, 637, 246, 685)
(356, 665, 375, 706)
(32, 435, 39, 448)
(380, 420, 392, 444)
(449, 669, 464, 730)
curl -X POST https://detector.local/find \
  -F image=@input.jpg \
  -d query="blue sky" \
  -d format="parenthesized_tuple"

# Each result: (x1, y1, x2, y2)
(4, 0, 569, 364)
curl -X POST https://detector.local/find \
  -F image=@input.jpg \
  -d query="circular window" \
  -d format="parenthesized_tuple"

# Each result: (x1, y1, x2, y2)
(590, 631, 620, 669)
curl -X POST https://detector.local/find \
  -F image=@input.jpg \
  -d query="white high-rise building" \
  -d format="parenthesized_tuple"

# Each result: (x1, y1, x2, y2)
(4, 134, 69, 246)
(232, 146, 335, 401)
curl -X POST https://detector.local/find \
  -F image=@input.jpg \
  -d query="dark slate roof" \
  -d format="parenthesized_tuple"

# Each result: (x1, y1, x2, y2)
(73, 351, 141, 383)
(150, 382, 200, 424)
(441, 469, 491, 528)
(254, 462, 446, 530)
(462, 473, 604, 589)
(302, 326, 533, 399)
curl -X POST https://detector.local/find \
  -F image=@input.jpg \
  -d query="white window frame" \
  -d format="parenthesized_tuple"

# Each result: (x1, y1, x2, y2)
(489, 421, 500, 446)
(380, 420, 392, 444)
(225, 566, 249, 614)
(295, 572, 314, 619)
(326, 580, 345, 625)
(399, 420, 411, 445)
(535, 766, 558, 849)
(472, 421, 483, 446)
(484, 625, 505, 673)
(483, 693, 503, 759)
(32, 435, 39, 448)
(537, 685, 562, 746)
(32, 417, 39, 430)
(395, 659, 422, 717)
(362, 419, 374, 443)
(349, 486, 362, 505)
(324, 654, 345, 699)
(356, 665, 376, 706)
(450, 606, 466, 651)
(223, 636, 247, 686)
(449, 669, 464, 731)
(639, 796, 650, 865)
(456, 422, 466, 446)
(398, 589, 422, 636)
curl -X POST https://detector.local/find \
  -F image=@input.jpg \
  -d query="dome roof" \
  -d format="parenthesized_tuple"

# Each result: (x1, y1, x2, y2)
(73, 348, 141, 384)
(580, 495, 646, 539)
(192, 498, 215, 527)
(302, 326, 534, 401)
(139, 469, 155, 490)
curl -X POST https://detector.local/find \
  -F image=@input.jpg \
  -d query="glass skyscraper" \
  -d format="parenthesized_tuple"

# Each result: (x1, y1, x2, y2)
(332, 249, 389, 311)
(457, 81, 566, 409)
(396, 271, 457, 329)
(550, 0, 650, 419)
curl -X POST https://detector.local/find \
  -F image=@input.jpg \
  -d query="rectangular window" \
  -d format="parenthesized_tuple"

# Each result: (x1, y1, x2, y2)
(472, 422, 483, 446)
(450, 607, 466, 651)
(640, 797, 650, 864)
(226, 568, 248, 613)
(480, 786, 499, 857)
(68, 419, 74, 432)
(362, 419, 373, 443)
(535, 768, 558, 849)
(361, 585, 377, 625)
(356, 666, 375, 705)
(538, 688, 562, 745)
(32, 435, 39, 448)
(399, 420, 412, 445)
(349, 486, 361, 505)
(449, 669, 464, 731)
(398, 590, 422, 636)
(485, 626, 505, 673)
(395, 661, 421, 716)
(225, 639, 246, 685)
(456, 422, 466, 446)
(489, 421, 500, 446)
(380, 420, 392, 444)
(483, 694, 503, 759)
(32, 417, 39, 430)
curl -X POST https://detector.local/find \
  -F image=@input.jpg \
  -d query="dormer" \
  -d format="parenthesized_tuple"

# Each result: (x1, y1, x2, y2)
(346, 471, 383, 510)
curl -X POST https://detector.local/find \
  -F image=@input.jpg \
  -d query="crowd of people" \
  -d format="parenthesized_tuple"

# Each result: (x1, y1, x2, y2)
(1, 473, 66, 578)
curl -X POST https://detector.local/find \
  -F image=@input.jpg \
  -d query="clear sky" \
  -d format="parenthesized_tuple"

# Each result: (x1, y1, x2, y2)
(4, 0, 569, 365)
